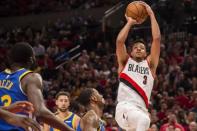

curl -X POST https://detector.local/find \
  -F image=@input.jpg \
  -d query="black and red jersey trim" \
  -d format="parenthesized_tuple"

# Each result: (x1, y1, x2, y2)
(119, 73, 149, 108)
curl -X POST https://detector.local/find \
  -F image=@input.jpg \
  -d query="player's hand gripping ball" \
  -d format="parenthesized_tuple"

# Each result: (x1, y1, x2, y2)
(126, 1, 148, 24)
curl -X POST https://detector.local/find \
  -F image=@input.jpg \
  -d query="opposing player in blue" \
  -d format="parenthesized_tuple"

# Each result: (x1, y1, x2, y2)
(76, 88, 105, 131)
(44, 91, 80, 131)
(0, 42, 73, 131)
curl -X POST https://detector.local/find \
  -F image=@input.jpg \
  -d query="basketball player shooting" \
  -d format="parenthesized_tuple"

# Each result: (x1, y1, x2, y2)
(115, 1, 161, 131)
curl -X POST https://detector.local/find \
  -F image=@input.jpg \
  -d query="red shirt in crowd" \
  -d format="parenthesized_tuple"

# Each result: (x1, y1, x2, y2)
(160, 123, 185, 131)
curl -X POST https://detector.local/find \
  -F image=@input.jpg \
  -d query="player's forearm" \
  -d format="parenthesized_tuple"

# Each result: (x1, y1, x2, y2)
(0, 106, 8, 110)
(35, 107, 74, 131)
(116, 21, 133, 44)
(1, 105, 14, 112)
(0, 109, 9, 118)
(0, 109, 13, 122)
(150, 14, 161, 41)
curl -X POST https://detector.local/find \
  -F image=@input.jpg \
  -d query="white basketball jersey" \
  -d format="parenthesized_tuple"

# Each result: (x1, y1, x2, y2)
(117, 57, 154, 108)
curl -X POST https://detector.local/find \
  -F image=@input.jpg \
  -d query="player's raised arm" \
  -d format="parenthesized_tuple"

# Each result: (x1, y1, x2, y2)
(22, 73, 74, 131)
(116, 15, 141, 73)
(116, 15, 133, 68)
(143, 3, 161, 73)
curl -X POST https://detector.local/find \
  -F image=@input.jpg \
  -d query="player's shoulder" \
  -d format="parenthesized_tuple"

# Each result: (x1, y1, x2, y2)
(22, 72, 42, 82)
(21, 72, 43, 89)
(83, 110, 97, 119)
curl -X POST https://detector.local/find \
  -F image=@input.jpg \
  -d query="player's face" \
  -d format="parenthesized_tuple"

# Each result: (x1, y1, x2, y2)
(56, 95, 70, 112)
(189, 122, 197, 131)
(150, 124, 158, 131)
(29, 50, 36, 69)
(92, 89, 105, 108)
(131, 43, 147, 60)
(31, 56, 36, 65)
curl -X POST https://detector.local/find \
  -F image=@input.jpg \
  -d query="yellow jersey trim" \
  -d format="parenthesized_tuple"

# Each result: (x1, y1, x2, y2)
(64, 112, 73, 120)
(4, 68, 25, 74)
(72, 115, 76, 129)
(19, 70, 33, 81)
(18, 70, 33, 96)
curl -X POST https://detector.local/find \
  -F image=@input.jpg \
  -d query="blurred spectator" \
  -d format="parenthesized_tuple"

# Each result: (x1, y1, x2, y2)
(33, 39, 45, 56)
(105, 113, 118, 131)
(149, 124, 159, 131)
(189, 121, 197, 131)
(160, 113, 185, 131)
(47, 39, 59, 58)
(186, 112, 196, 125)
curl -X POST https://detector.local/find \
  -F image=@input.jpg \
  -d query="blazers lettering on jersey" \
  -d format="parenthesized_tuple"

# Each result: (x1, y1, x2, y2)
(119, 73, 149, 108)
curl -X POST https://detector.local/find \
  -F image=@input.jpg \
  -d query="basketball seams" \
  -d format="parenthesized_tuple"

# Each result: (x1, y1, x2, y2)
(133, 3, 140, 20)
(139, 5, 145, 19)
(126, 1, 148, 23)
(127, 7, 138, 19)
(141, 6, 147, 20)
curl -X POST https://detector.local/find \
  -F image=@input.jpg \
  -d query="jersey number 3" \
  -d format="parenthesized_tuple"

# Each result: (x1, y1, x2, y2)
(143, 75, 147, 85)
(1, 95, 12, 106)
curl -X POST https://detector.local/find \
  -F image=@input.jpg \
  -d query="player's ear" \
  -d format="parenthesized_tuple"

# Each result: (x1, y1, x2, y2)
(144, 51, 147, 57)
(29, 57, 33, 64)
(29, 56, 37, 70)
(90, 95, 97, 102)
(68, 100, 70, 106)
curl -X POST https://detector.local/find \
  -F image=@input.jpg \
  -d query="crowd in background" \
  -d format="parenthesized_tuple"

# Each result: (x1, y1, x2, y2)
(0, 17, 196, 131)
(0, 0, 197, 131)
(0, 0, 120, 16)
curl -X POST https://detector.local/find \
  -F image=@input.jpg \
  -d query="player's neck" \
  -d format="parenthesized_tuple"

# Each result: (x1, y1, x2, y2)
(132, 57, 144, 62)
(10, 63, 28, 72)
(88, 105, 102, 118)
(57, 110, 70, 119)
(9, 64, 24, 72)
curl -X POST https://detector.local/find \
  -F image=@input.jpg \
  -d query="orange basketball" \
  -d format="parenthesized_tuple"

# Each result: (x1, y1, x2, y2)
(126, 1, 148, 23)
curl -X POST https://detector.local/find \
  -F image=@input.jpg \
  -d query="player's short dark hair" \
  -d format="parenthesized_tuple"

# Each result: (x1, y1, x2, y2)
(129, 39, 146, 49)
(77, 88, 94, 107)
(9, 42, 34, 65)
(55, 91, 70, 100)
(69, 100, 82, 113)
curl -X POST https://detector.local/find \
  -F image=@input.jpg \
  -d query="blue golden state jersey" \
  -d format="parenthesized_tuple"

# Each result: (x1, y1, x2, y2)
(98, 121, 105, 131)
(50, 112, 80, 131)
(76, 119, 105, 131)
(0, 68, 32, 131)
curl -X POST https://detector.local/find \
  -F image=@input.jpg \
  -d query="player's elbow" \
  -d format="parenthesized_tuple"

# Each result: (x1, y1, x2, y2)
(153, 31, 161, 40)
(153, 35, 161, 43)
(34, 108, 43, 118)
(33, 106, 48, 118)
(116, 38, 124, 46)
(116, 40, 124, 46)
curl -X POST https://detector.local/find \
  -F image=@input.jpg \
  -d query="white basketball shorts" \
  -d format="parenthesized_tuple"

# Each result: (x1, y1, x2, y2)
(115, 101, 150, 131)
